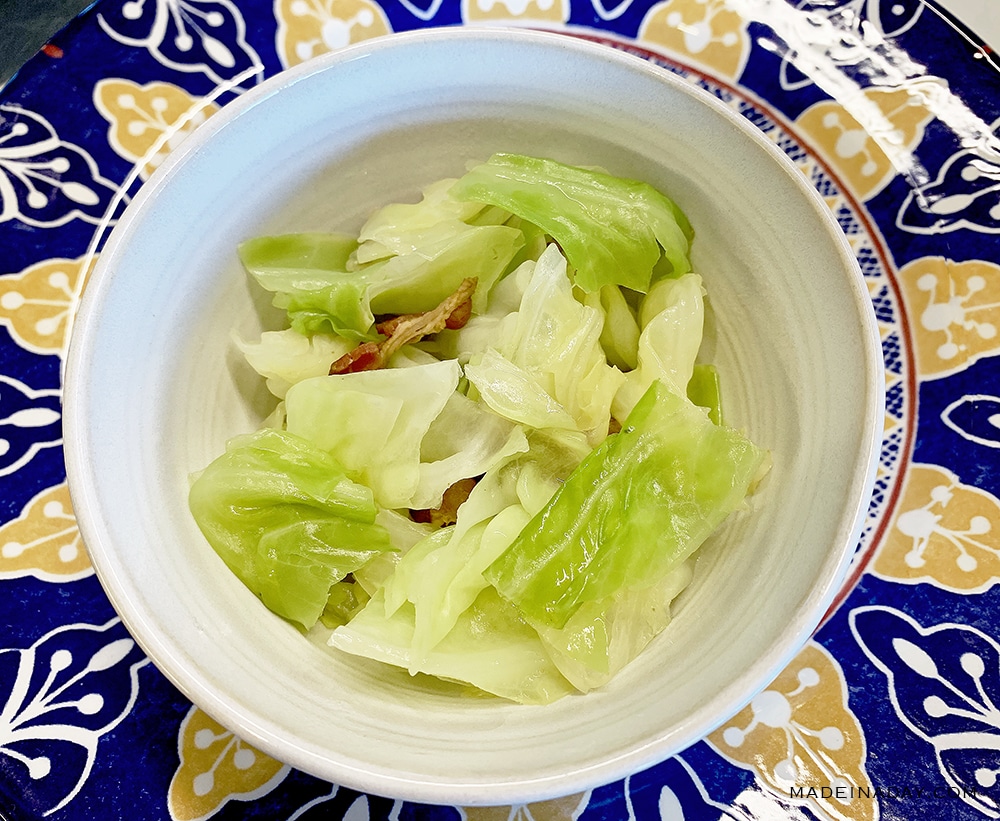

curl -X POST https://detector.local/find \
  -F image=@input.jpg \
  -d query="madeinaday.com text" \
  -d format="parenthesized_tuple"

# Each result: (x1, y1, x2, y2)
(788, 785, 980, 801)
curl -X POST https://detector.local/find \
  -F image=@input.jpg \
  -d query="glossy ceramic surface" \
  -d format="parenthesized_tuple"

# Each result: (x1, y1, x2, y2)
(2, 1, 999, 819)
(61, 26, 882, 807)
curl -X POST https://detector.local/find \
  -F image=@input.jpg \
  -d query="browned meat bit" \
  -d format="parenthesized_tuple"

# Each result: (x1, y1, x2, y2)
(329, 277, 478, 375)
(327, 341, 381, 374)
(410, 477, 478, 528)
(442, 295, 472, 329)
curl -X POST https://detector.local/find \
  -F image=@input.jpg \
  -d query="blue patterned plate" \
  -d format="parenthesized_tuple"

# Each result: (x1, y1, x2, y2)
(1, 1, 999, 819)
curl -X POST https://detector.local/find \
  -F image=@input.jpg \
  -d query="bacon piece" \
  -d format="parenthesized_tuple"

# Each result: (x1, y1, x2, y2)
(327, 342, 381, 375)
(410, 477, 478, 528)
(329, 277, 478, 375)
(444, 296, 472, 329)
(374, 315, 408, 337)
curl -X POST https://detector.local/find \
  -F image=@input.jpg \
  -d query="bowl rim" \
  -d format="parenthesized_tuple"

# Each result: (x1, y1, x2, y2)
(63, 25, 886, 805)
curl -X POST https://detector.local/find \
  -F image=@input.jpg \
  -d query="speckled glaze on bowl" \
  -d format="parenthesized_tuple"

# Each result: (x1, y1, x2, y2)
(63, 27, 883, 806)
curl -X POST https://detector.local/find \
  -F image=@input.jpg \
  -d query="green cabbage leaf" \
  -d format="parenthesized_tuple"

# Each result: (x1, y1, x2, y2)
(464, 244, 624, 443)
(485, 379, 766, 630)
(283, 359, 460, 510)
(583, 284, 641, 371)
(329, 587, 575, 705)
(535, 561, 694, 691)
(188, 428, 392, 630)
(379, 428, 590, 666)
(235, 328, 354, 399)
(414, 391, 529, 510)
(239, 213, 523, 339)
(197, 158, 768, 704)
(353, 178, 501, 263)
(451, 153, 693, 293)
(612, 273, 705, 421)
(238, 233, 372, 339)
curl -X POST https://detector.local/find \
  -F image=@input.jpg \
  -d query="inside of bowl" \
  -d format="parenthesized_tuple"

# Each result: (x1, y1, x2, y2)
(66, 29, 882, 804)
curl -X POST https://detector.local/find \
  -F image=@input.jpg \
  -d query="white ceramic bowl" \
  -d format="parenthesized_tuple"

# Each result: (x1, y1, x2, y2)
(63, 28, 883, 805)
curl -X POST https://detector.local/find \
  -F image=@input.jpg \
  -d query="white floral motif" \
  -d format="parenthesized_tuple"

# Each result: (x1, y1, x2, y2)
(0, 484, 89, 582)
(396, 0, 445, 20)
(644, 758, 755, 820)
(0, 619, 148, 815)
(852, 606, 1000, 818)
(287, 786, 340, 819)
(276, 0, 391, 66)
(721, 669, 850, 789)
(894, 479, 994, 572)
(288, 788, 378, 820)
(914, 271, 999, 361)
(97, 0, 264, 87)
(897, 120, 1000, 235)
(589, 0, 634, 22)
(940, 394, 1000, 449)
(190, 720, 283, 796)
(811, 102, 901, 179)
(0, 105, 120, 228)
(274, 782, 408, 819)
(293, 8, 374, 57)
(616, 753, 816, 819)
(0, 374, 62, 478)
(655, 1, 744, 57)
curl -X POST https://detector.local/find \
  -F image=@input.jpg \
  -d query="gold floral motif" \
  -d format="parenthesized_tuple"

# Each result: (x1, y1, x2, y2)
(0, 256, 95, 356)
(167, 708, 288, 820)
(276, 0, 391, 68)
(0, 483, 89, 581)
(638, 0, 750, 80)
(461, 0, 568, 24)
(94, 79, 219, 180)
(898, 257, 1000, 379)
(709, 643, 875, 821)
(461, 792, 590, 821)
(796, 82, 938, 201)
(874, 463, 1000, 591)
